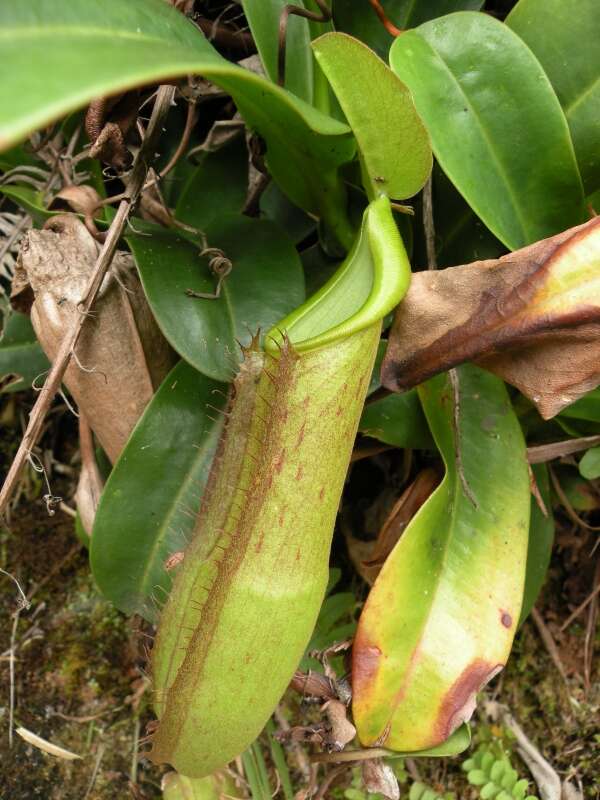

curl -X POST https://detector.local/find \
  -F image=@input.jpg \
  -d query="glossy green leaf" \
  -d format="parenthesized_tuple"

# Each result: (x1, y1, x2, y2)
(0, 184, 52, 226)
(579, 447, 600, 480)
(0, 0, 355, 243)
(332, 0, 484, 59)
(353, 365, 530, 751)
(260, 182, 316, 245)
(507, 0, 600, 193)
(560, 387, 600, 425)
(0, 312, 49, 393)
(128, 215, 305, 383)
(519, 464, 554, 625)
(416, 165, 505, 269)
(359, 390, 433, 449)
(0, 143, 43, 171)
(90, 361, 225, 619)
(0, 181, 110, 228)
(313, 33, 432, 200)
(390, 12, 585, 250)
(175, 137, 248, 231)
(242, 0, 313, 103)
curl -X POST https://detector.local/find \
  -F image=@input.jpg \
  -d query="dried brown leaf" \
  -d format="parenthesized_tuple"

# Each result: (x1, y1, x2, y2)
(50, 185, 102, 218)
(75, 415, 104, 537)
(323, 698, 356, 751)
(345, 469, 439, 586)
(361, 758, 400, 800)
(13, 214, 174, 462)
(382, 217, 600, 419)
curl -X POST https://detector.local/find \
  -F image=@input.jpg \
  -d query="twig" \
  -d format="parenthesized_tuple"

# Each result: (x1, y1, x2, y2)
(501, 710, 561, 800)
(583, 559, 599, 691)
(274, 706, 312, 783)
(0, 85, 175, 519)
(194, 16, 255, 53)
(0, 214, 31, 267)
(314, 765, 346, 800)
(560, 581, 600, 631)
(0, 567, 30, 611)
(549, 468, 600, 531)
(83, 743, 106, 800)
(530, 606, 568, 686)
(131, 715, 141, 784)
(8, 611, 20, 748)
(422, 175, 437, 270)
(278, 1, 332, 87)
(527, 434, 600, 464)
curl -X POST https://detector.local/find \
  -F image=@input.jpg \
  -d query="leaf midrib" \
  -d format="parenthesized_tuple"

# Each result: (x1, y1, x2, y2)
(418, 38, 530, 246)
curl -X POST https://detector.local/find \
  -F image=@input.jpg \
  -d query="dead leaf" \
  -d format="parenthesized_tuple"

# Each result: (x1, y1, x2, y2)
(365, 468, 439, 567)
(75, 415, 104, 537)
(13, 214, 174, 462)
(361, 759, 400, 800)
(323, 698, 356, 751)
(346, 469, 439, 585)
(382, 217, 600, 419)
(289, 670, 337, 700)
(16, 726, 82, 760)
(50, 185, 103, 238)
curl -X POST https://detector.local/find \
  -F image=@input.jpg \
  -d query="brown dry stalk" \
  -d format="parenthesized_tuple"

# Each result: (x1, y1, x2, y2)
(527, 434, 600, 464)
(278, 1, 332, 87)
(0, 85, 175, 519)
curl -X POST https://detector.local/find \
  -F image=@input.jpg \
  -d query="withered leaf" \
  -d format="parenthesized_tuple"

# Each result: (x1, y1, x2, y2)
(382, 217, 600, 419)
(75, 415, 104, 537)
(346, 469, 439, 586)
(361, 759, 400, 800)
(323, 698, 356, 752)
(13, 214, 174, 462)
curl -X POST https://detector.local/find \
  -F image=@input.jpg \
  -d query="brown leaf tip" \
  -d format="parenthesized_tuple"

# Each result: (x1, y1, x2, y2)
(434, 659, 503, 741)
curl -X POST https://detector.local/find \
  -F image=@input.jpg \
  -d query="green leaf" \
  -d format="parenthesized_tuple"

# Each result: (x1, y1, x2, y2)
(519, 464, 554, 625)
(390, 12, 585, 250)
(353, 366, 530, 751)
(175, 137, 248, 231)
(419, 165, 505, 268)
(90, 361, 225, 618)
(313, 33, 432, 200)
(162, 771, 241, 800)
(579, 447, 600, 480)
(242, 0, 313, 103)
(0, 312, 49, 394)
(359, 390, 433, 449)
(0, 184, 52, 226)
(0, 142, 44, 171)
(128, 215, 305, 383)
(260, 182, 316, 245)
(0, 0, 355, 242)
(332, 0, 484, 59)
(560, 387, 600, 425)
(507, 0, 600, 193)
